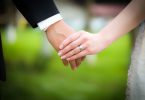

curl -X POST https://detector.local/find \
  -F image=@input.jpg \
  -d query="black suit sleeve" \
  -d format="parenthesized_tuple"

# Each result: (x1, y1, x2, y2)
(12, 0, 59, 28)
(0, 34, 6, 81)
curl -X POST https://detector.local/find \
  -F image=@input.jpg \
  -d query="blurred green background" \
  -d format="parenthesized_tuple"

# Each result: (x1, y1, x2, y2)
(0, 0, 132, 100)
(0, 28, 132, 100)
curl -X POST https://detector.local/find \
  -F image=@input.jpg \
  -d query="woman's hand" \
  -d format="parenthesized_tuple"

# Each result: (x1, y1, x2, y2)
(58, 31, 109, 61)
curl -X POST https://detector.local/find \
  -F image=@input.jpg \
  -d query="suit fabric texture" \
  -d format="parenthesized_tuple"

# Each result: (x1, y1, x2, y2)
(0, 0, 59, 81)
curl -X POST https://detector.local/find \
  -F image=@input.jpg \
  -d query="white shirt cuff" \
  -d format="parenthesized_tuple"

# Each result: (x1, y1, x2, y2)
(37, 14, 63, 31)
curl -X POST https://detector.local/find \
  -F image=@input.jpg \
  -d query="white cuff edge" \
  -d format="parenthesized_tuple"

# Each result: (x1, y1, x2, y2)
(37, 14, 63, 31)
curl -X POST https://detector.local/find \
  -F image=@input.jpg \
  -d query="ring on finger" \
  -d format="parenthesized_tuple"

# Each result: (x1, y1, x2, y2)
(78, 45, 85, 52)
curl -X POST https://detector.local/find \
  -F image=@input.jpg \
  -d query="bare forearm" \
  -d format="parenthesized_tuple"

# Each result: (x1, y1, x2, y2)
(99, 0, 145, 43)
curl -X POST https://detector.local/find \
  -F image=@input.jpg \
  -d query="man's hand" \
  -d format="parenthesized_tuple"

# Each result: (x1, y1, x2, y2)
(46, 20, 83, 70)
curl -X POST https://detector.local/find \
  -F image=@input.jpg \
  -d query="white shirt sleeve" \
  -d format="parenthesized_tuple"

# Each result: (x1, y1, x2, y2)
(37, 14, 63, 31)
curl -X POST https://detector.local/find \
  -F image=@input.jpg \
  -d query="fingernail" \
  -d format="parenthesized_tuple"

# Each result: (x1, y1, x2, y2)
(58, 52, 62, 56)
(61, 56, 66, 59)
(59, 45, 63, 49)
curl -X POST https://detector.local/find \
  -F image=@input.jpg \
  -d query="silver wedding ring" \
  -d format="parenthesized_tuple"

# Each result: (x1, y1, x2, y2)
(78, 45, 85, 52)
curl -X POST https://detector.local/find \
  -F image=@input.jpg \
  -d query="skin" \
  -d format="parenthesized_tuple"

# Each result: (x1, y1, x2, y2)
(59, 0, 145, 61)
(46, 20, 84, 70)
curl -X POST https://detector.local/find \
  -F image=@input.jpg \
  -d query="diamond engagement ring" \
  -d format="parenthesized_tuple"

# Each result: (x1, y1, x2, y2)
(79, 45, 85, 52)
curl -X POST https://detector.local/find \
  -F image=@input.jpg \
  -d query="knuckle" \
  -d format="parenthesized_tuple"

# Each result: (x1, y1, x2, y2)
(70, 51, 74, 56)
(65, 40, 69, 45)
(71, 42, 76, 48)
(63, 48, 68, 53)
(69, 37, 73, 41)
(67, 46, 72, 51)
(62, 49, 66, 54)
(70, 44, 74, 48)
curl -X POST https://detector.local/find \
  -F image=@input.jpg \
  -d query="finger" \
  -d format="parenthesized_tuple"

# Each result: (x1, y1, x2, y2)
(69, 60, 77, 70)
(59, 32, 81, 49)
(67, 50, 88, 61)
(81, 56, 86, 61)
(61, 46, 81, 59)
(59, 38, 85, 56)
(76, 58, 82, 68)
(62, 59, 68, 66)
(61, 43, 87, 59)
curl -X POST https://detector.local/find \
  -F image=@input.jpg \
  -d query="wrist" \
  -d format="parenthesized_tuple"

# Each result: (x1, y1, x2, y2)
(46, 20, 64, 34)
(96, 31, 115, 47)
(46, 20, 74, 37)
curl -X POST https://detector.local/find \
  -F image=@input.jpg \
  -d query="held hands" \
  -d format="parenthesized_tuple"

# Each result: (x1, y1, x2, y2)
(46, 20, 84, 70)
(59, 31, 110, 61)
(46, 20, 108, 70)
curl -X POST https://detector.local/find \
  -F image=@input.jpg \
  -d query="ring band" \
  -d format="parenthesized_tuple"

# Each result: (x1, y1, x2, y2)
(79, 45, 85, 52)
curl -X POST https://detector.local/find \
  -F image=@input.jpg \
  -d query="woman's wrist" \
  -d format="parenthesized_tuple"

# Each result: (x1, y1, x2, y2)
(95, 31, 116, 48)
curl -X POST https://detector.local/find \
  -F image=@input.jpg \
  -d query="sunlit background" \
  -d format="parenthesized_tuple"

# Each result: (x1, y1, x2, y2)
(0, 0, 132, 100)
